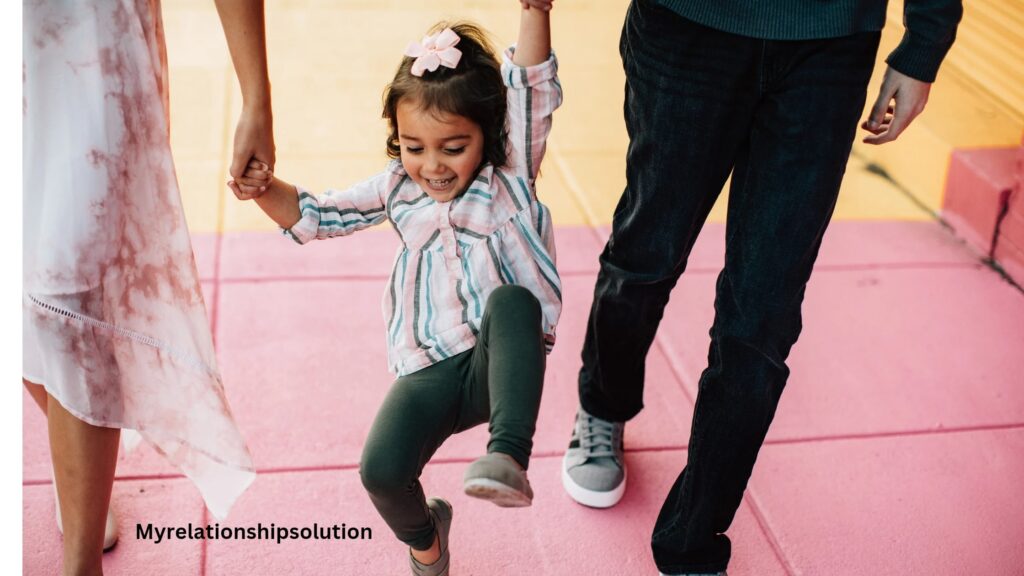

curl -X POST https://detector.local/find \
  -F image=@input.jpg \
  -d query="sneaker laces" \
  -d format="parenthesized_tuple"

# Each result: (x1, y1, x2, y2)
(578, 413, 620, 460)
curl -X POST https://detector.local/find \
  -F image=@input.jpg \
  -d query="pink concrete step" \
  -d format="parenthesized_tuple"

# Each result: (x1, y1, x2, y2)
(24, 219, 1024, 575)
(22, 396, 183, 484)
(657, 264, 1024, 441)
(942, 147, 1019, 256)
(24, 220, 994, 483)
(192, 233, 217, 281)
(594, 220, 978, 273)
(993, 232, 1024, 285)
(213, 275, 696, 472)
(23, 479, 205, 575)
(994, 193, 1024, 282)
(194, 220, 975, 289)
(204, 452, 788, 576)
(749, 427, 1024, 574)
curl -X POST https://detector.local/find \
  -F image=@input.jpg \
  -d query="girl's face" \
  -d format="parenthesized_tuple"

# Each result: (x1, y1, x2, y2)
(397, 99, 484, 203)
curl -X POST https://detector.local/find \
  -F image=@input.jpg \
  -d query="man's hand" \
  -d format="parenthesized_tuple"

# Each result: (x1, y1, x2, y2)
(861, 66, 931, 145)
(229, 105, 276, 199)
(520, 0, 553, 10)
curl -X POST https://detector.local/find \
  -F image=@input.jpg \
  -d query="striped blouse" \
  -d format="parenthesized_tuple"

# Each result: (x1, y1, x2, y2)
(284, 49, 563, 376)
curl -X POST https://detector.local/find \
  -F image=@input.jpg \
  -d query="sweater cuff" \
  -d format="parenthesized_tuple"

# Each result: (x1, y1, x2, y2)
(281, 187, 320, 245)
(885, 31, 955, 83)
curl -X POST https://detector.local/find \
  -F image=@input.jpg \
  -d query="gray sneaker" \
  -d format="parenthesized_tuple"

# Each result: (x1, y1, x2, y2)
(561, 406, 626, 508)
(409, 498, 452, 576)
(463, 452, 534, 507)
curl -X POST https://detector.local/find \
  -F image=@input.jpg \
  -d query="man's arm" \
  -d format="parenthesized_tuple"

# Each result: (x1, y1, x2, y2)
(861, 0, 963, 145)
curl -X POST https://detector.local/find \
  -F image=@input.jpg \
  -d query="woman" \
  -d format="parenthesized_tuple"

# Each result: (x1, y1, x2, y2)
(23, 1, 262, 573)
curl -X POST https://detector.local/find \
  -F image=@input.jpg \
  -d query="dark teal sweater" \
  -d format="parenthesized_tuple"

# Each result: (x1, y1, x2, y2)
(655, 0, 963, 82)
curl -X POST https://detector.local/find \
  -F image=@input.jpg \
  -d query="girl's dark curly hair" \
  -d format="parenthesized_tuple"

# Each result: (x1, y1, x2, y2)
(383, 22, 508, 169)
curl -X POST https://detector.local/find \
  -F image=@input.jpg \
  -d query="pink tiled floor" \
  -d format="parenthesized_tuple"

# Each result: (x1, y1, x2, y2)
(22, 222, 1024, 575)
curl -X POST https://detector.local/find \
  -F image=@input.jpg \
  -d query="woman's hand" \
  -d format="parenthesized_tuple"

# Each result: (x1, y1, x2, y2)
(229, 105, 275, 199)
(228, 159, 273, 199)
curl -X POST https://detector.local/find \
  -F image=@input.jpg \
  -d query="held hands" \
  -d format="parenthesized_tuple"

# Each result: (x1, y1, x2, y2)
(227, 159, 273, 200)
(227, 159, 301, 230)
(861, 67, 931, 145)
(229, 106, 276, 199)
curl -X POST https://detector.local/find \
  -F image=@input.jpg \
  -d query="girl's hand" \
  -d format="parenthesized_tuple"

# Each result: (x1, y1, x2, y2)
(520, 0, 553, 10)
(228, 160, 273, 200)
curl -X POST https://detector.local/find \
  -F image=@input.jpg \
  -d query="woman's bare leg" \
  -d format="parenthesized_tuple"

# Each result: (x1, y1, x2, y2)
(24, 379, 49, 415)
(26, 379, 120, 576)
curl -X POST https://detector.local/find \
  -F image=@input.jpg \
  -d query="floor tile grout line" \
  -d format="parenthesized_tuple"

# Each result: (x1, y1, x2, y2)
(23, 421, 1024, 486)
(200, 506, 210, 576)
(198, 260, 981, 286)
(811, 261, 980, 272)
(23, 422, 1024, 486)
(209, 67, 233, 349)
(203, 269, 602, 285)
(24, 473, 201, 486)
(210, 233, 224, 350)
(546, 140, 606, 230)
(762, 421, 1024, 446)
(542, 141, 617, 252)
(654, 334, 699, 408)
(743, 491, 799, 576)
(201, 70, 231, 572)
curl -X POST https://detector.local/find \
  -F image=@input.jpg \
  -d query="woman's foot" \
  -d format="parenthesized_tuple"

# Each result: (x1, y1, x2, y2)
(55, 485, 119, 551)
(409, 498, 452, 576)
(463, 452, 533, 507)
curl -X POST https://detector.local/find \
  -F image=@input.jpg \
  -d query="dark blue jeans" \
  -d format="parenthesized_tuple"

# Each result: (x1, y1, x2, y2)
(578, 1, 880, 572)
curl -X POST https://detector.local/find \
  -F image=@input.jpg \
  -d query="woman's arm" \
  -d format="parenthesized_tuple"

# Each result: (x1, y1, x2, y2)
(214, 0, 275, 199)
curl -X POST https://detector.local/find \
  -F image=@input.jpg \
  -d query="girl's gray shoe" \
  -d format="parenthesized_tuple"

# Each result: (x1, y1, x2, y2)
(410, 498, 452, 576)
(463, 452, 534, 507)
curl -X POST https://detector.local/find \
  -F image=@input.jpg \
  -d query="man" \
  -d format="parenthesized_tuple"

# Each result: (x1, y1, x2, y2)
(560, 0, 962, 574)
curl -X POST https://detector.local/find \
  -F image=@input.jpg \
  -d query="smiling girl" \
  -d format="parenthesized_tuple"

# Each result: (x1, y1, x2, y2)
(230, 6, 561, 576)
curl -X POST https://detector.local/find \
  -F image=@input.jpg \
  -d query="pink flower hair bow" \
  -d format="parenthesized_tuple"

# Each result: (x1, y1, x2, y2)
(404, 28, 462, 77)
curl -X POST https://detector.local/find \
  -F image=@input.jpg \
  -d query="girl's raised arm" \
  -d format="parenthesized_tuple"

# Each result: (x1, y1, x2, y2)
(513, 2, 552, 67)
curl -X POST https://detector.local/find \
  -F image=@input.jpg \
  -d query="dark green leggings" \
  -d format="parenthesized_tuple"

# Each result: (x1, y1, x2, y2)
(359, 285, 547, 550)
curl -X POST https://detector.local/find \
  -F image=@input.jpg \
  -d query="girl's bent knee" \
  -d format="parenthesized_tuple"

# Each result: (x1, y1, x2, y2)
(486, 284, 540, 316)
(359, 456, 413, 496)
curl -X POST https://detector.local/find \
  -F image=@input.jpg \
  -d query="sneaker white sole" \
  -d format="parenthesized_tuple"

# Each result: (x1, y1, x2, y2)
(463, 478, 532, 508)
(561, 455, 626, 508)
